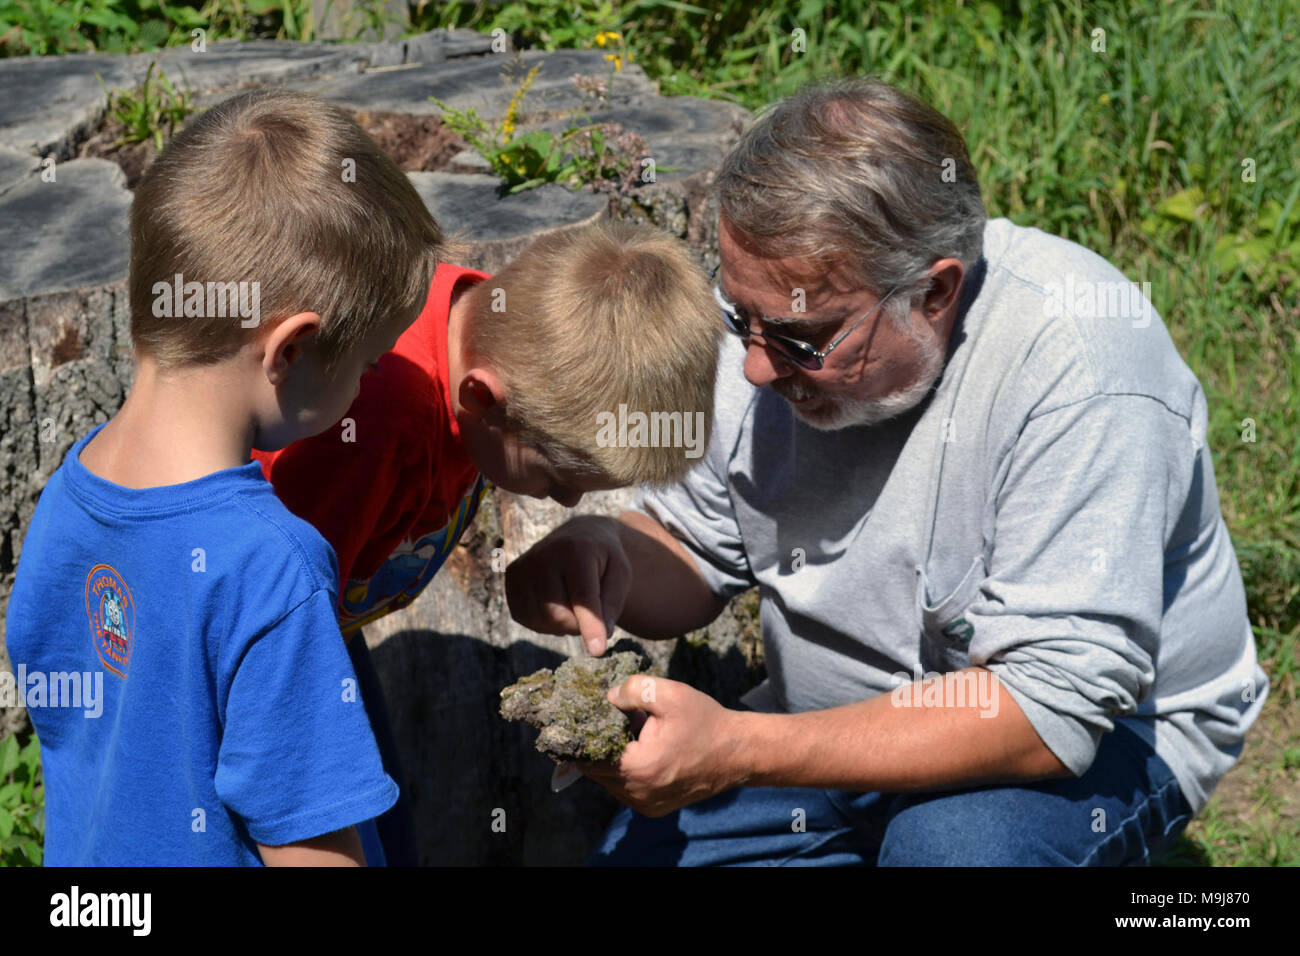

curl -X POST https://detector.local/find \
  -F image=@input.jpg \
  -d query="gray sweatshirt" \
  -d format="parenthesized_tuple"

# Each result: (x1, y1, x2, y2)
(638, 217, 1267, 815)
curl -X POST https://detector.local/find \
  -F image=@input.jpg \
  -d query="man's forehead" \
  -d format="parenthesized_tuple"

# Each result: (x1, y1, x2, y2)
(718, 213, 861, 289)
(718, 260, 861, 324)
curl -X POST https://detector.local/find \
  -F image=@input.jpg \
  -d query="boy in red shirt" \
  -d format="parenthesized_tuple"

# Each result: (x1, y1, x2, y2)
(253, 219, 721, 863)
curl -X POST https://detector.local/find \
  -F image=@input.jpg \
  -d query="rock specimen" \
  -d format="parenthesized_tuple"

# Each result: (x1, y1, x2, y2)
(500, 651, 649, 763)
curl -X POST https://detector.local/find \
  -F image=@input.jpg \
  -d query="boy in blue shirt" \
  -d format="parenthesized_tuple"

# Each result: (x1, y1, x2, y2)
(2, 88, 447, 865)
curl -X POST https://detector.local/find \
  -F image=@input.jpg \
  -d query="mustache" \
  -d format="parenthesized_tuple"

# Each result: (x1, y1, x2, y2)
(771, 379, 819, 402)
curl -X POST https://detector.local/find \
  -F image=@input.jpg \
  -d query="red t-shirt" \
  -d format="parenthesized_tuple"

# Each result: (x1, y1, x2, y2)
(252, 264, 490, 634)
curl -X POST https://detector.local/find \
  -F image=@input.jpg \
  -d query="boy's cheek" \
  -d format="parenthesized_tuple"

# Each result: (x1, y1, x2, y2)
(497, 467, 550, 500)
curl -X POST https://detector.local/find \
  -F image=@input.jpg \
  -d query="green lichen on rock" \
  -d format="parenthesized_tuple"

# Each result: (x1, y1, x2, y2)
(500, 651, 649, 764)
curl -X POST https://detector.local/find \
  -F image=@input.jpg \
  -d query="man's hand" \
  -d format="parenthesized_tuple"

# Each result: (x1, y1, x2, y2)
(577, 668, 1071, 817)
(505, 515, 633, 656)
(578, 674, 748, 817)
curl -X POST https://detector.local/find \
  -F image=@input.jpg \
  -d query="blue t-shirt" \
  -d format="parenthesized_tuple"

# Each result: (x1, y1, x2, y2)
(4, 424, 398, 865)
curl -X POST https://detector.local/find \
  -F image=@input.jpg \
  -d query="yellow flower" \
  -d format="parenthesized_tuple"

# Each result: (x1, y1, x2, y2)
(594, 31, 621, 48)
(1099, 93, 1110, 105)
(501, 65, 539, 143)
(604, 53, 623, 72)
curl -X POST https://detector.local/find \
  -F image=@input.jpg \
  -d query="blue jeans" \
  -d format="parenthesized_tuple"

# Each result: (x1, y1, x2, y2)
(591, 723, 1193, 866)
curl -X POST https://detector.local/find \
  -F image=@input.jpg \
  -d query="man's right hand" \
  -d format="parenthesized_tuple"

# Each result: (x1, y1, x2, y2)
(505, 515, 633, 656)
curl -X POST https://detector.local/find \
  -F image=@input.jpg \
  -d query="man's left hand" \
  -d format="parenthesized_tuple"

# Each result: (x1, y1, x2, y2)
(578, 675, 748, 817)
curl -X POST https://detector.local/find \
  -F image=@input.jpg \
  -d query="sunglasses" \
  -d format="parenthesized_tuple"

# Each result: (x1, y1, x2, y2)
(709, 265, 898, 371)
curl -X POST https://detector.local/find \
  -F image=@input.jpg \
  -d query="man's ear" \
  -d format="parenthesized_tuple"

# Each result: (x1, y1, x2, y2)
(262, 312, 322, 385)
(458, 368, 508, 421)
(921, 259, 964, 328)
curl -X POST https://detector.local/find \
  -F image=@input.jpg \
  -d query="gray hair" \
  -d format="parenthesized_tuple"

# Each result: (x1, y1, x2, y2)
(715, 76, 987, 326)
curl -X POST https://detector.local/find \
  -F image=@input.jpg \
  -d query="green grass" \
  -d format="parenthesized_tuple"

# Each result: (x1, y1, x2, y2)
(1166, 779, 1300, 866)
(0, 732, 43, 866)
(96, 58, 199, 150)
(0, 0, 399, 54)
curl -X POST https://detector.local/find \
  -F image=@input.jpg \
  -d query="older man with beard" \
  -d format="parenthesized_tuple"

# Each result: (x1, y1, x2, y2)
(505, 77, 1267, 866)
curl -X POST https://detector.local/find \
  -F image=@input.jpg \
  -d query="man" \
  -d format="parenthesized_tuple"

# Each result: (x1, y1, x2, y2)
(505, 77, 1268, 865)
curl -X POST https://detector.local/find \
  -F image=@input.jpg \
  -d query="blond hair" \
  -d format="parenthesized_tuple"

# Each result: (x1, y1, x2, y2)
(467, 220, 721, 487)
(129, 88, 444, 373)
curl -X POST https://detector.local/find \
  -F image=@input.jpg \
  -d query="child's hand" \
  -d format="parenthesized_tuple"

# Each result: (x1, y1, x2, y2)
(505, 516, 632, 656)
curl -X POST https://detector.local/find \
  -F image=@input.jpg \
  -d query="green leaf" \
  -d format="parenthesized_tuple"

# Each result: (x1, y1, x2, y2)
(1154, 187, 1206, 223)
(507, 177, 547, 194)
(978, 1, 1003, 33)
(0, 736, 17, 778)
(0, 807, 13, 841)
(1215, 236, 1274, 271)
(1257, 199, 1284, 236)
(0, 782, 21, 809)
(21, 839, 41, 866)
(515, 130, 555, 153)
(81, 8, 139, 35)
(136, 18, 170, 50)
(161, 3, 209, 29)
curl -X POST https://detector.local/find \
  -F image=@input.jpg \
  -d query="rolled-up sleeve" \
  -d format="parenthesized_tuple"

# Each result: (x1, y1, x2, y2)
(967, 394, 1196, 776)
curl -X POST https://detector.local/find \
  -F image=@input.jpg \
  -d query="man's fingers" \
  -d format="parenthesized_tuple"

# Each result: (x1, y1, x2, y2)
(573, 759, 622, 782)
(607, 674, 668, 716)
(627, 709, 649, 737)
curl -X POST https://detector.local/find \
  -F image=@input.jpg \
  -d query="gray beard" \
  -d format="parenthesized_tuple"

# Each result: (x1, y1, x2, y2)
(775, 330, 946, 431)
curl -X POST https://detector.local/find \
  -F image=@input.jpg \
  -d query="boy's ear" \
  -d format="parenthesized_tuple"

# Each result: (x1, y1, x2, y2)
(458, 368, 507, 420)
(263, 312, 322, 384)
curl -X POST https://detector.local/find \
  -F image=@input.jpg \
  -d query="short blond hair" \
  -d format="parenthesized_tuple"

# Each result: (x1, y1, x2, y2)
(466, 220, 721, 487)
(129, 88, 444, 373)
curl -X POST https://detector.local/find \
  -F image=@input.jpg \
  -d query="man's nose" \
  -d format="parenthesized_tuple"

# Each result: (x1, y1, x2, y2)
(742, 336, 794, 388)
